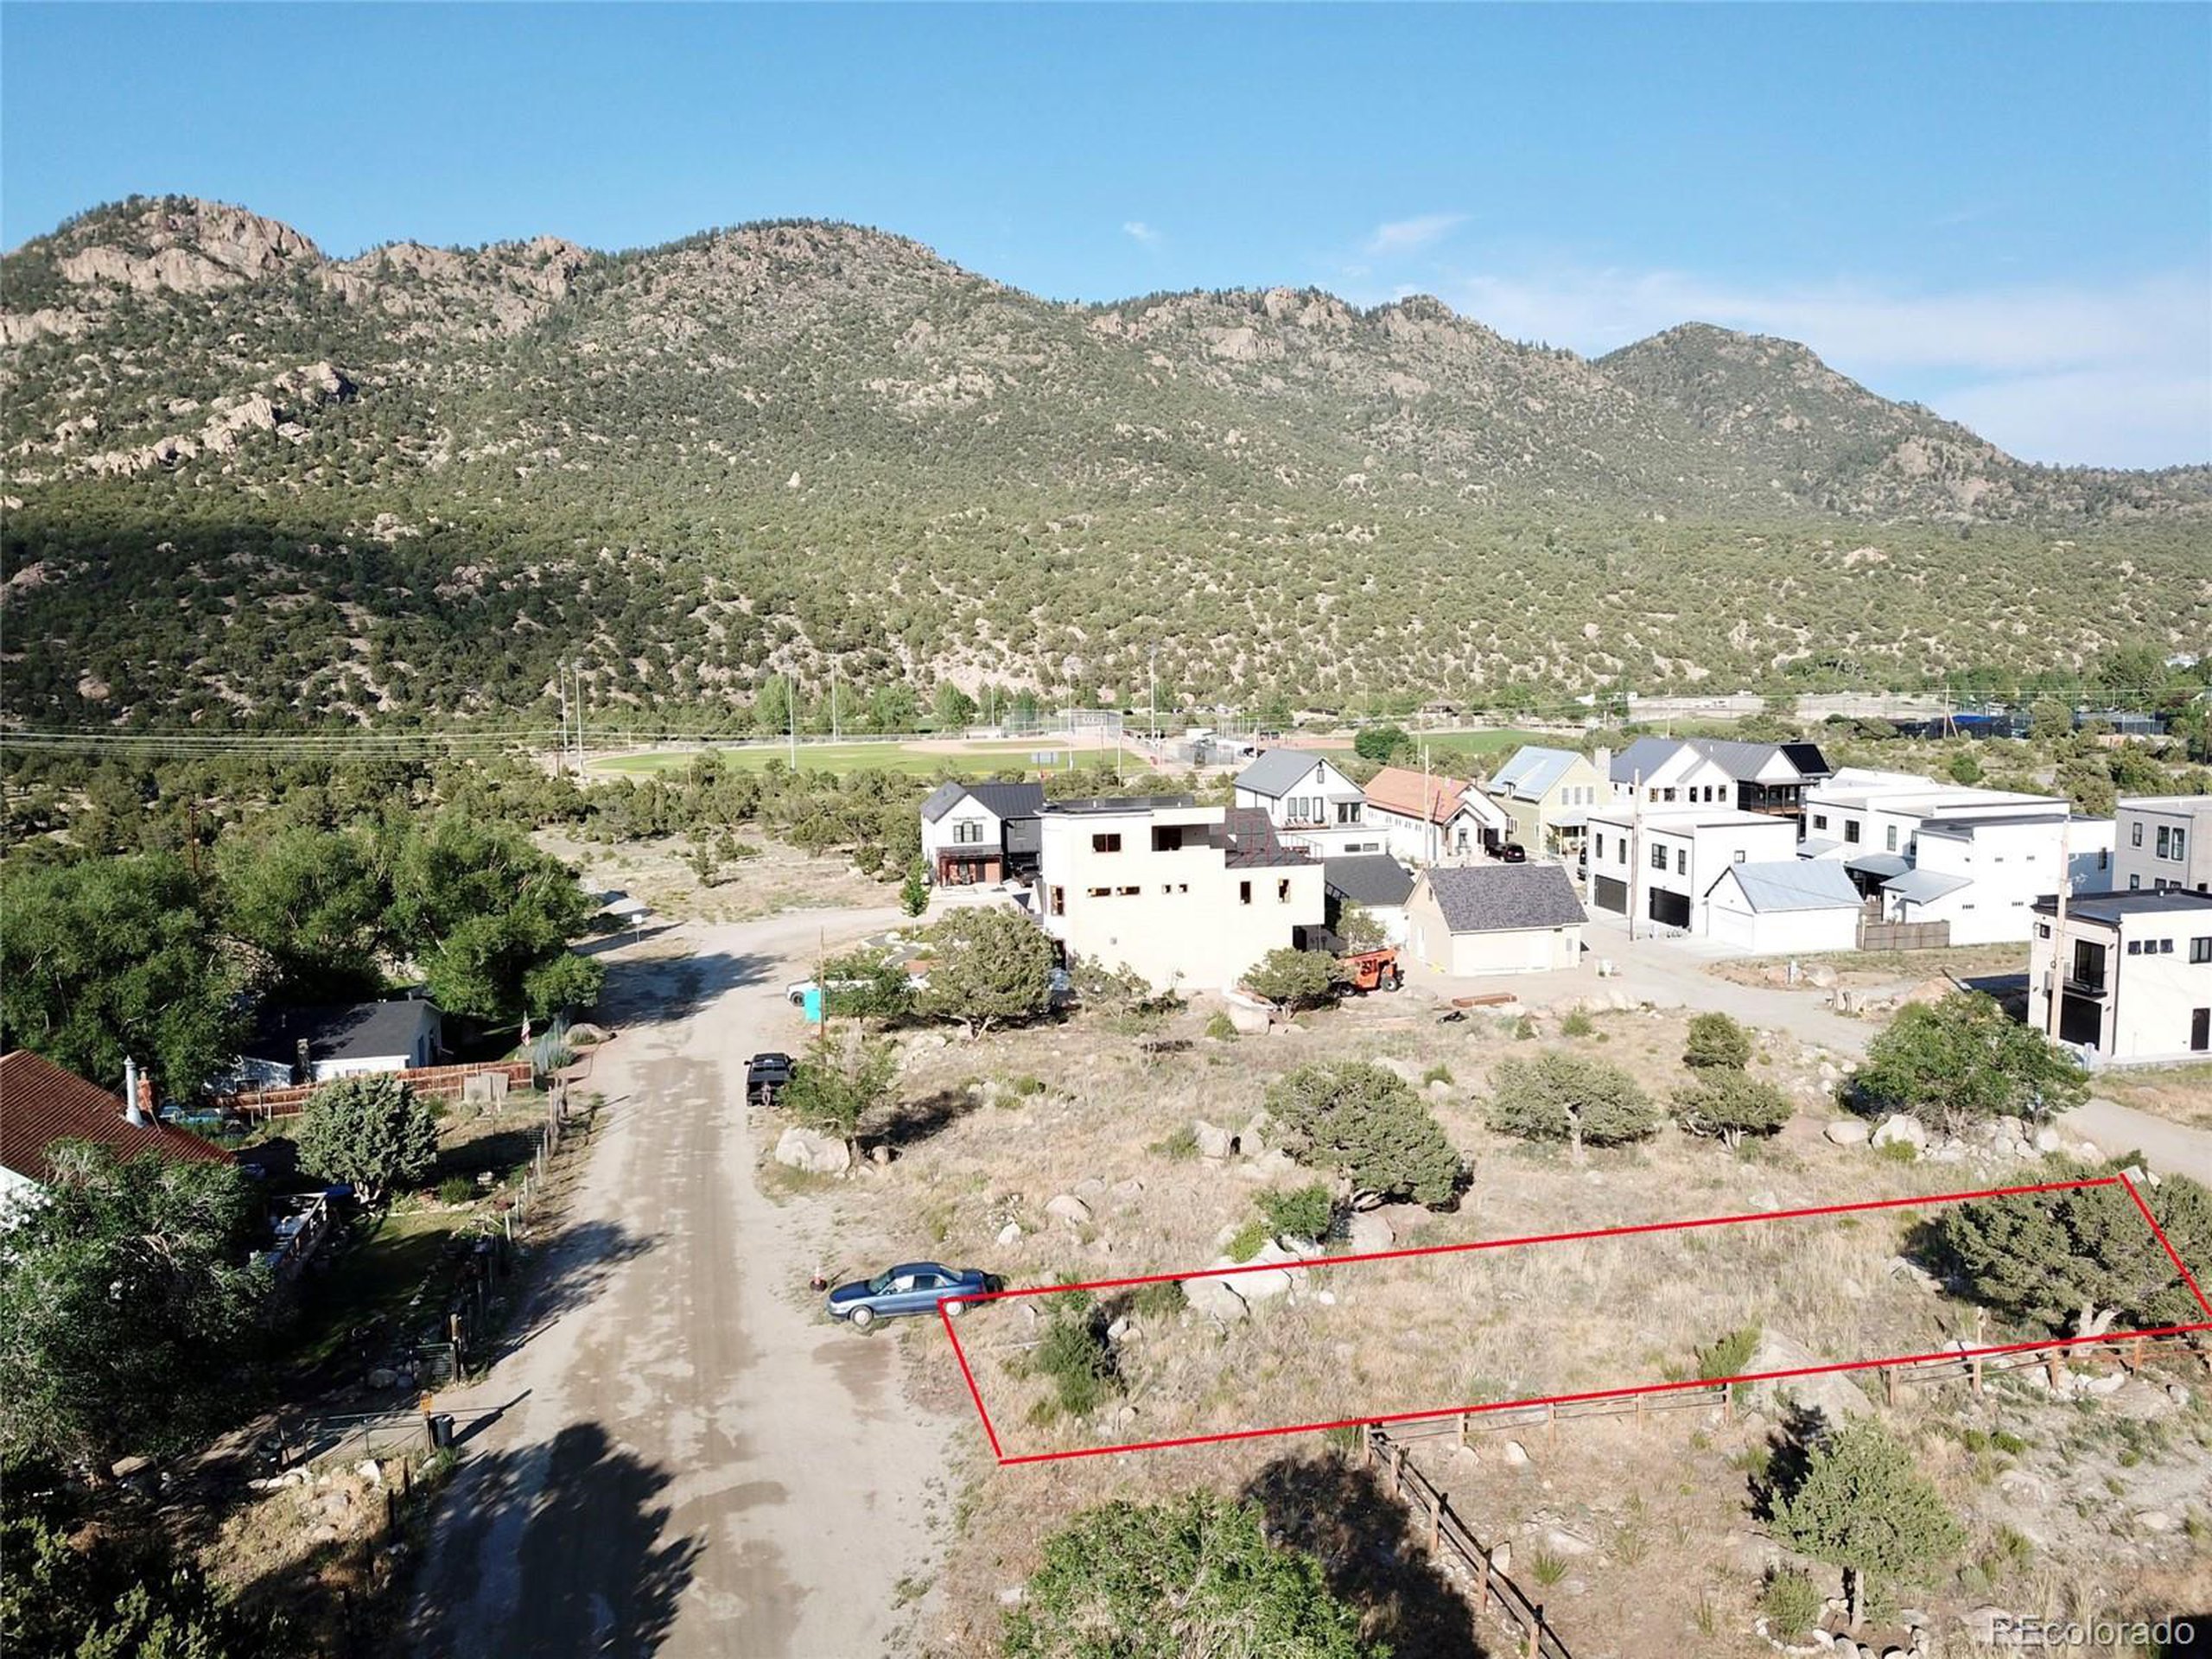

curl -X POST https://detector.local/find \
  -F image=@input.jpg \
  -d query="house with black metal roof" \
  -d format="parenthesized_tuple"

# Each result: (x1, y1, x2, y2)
(918, 780, 1047, 886)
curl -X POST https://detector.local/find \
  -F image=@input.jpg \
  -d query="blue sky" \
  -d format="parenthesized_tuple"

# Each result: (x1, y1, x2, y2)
(4, 3, 2207, 467)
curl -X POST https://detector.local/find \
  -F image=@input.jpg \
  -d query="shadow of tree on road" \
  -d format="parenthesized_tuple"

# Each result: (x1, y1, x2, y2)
(402, 1421, 702, 1659)
(594, 950, 779, 1028)
(483, 1218, 657, 1366)
(1240, 1451, 1492, 1658)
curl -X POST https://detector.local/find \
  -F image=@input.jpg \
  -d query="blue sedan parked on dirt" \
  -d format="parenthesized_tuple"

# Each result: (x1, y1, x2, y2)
(825, 1262, 1001, 1329)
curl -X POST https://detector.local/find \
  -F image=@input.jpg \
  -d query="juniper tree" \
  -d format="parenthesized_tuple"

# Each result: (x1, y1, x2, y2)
(1769, 1421, 1963, 1630)
(1266, 1060, 1463, 1207)
(1486, 1052, 1658, 1155)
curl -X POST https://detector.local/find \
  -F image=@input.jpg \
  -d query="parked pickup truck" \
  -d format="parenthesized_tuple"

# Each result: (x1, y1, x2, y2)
(744, 1051, 795, 1105)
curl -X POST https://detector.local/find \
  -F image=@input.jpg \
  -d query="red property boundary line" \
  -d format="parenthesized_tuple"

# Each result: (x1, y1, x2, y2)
(940, 1174, 2212, 1467)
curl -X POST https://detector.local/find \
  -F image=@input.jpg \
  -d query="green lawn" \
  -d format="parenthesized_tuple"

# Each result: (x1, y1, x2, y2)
(1408, 728, 1562, 766)
(284, 1205, 461, 1370)
(591, 739, 1137, 779)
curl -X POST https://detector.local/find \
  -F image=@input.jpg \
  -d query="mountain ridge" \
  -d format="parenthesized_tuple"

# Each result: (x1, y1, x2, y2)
(2, 193, 2206, 726)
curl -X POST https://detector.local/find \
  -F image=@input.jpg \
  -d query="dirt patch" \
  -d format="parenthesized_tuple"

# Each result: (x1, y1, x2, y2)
(2096, 1064, 2212, 1132)
(538, 828, 893, 925)
(1706, 944, 2026, 996)
(791, 994, 2209, 1654)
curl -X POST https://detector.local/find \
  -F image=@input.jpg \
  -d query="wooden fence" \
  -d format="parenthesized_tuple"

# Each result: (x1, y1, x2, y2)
(1354, 1330, 2206, 1659)
(219, 1060, 537, 1121)
(1856, 918, 1950, 951)
(1362, 1424, 1573, 1659)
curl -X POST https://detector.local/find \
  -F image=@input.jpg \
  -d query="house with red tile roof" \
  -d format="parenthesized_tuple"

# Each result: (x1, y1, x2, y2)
(0, 1049, 231, 1224)
(1362, 765, 1513, 865)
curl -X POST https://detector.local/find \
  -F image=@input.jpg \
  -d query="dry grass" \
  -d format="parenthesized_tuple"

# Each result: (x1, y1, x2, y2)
(1705, 944, 2026, 994)
(2095, 1062, 2212, 1131)
(825, 996, 2212, 1657)
(537, 828, 893, 924)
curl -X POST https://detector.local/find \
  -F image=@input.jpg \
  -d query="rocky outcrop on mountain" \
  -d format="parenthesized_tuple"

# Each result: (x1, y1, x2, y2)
(52, 198, 322, 296)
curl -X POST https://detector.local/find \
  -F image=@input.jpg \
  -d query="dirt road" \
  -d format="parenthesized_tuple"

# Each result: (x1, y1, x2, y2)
(407, 905, 956, 1659)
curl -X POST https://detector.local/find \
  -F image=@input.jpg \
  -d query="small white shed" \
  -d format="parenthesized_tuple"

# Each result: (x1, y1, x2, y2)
(1705, 861, 1863, 955)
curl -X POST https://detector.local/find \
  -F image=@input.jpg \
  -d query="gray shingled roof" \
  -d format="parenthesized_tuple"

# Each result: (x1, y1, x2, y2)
(1423, 864, 1587, 933)
(920, 781, 1046, 823)
(1323, 855, 1414, 908)
(1235, 748, 1336, 798)
(250, 1000, 441, 1065)
(1713, 860, 1863, 912)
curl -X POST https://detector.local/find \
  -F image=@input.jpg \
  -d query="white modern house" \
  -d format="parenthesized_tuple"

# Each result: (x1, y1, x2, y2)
(1879, 811, 2116, 946)
(1360, 765, 1512, 864)
(1033, 797, 1325, 992)
(1582, 805, 1802, 933)
(1232, 749, 1376, 855)
(1405, 863, 1587, 977)
(2115, 796, 2212, 894)
(2031, 889, 2212, 1062)
(1703, 860, 1866, 954)
(1797, 769, 2110, 945)
(918, 780, 1046, 886)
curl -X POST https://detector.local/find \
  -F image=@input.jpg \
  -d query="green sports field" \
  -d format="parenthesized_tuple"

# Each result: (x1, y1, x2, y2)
(589, 737, 1142, 779)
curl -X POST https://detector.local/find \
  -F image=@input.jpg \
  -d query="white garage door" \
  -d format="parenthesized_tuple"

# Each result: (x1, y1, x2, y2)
(1708, 904, 1763, 952)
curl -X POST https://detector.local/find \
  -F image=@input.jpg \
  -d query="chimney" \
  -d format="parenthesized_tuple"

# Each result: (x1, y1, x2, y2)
(123, 1058, 147, 1127)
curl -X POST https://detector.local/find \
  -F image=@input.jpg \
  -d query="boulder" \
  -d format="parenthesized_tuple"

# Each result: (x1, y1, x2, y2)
(1541, 1525, 1596, 1557)
(1499, 1440, 1531, 1468)
(1804, 963, 1840, 988)
(1192, 1120, 1233, 1160)
(1044, 1193, 1092, 1229)
(1870, 1114, 1928, 1150)
(1185, 1274, 1250, 1323)
(1110, 1178, 1146, 1202)
(1824, 1119, 1872, 1147)
(1744, 1330, 1872, 1425)
(1374, 1057, 1427, 1087)
(995, 1221, 1022, 1247)
(2032, 1126, 2063, 1154)
(1346, 1211, 1395, 1253)
(1222, 992, 1274, 1035)
(772, 1126, 852, 1175)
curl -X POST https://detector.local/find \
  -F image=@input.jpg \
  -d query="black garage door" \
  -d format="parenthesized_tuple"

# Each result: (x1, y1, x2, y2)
(1648, 888, 1690, 929)
(1593, 875, 1628, 914)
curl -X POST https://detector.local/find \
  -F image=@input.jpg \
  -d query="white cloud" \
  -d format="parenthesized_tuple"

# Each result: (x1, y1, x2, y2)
(1122, 219, 1161, 247)
(1363, 213, 1466, 257)
(1426, 264, 2210, 467)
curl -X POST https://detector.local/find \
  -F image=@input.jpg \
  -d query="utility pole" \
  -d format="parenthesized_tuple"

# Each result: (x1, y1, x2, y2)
(572, 660, 585, 776)
(1626, 770, 1643, 943)
(1149, 649, 1158, 747)
(788, 673, 799, 769)
(556, 665, 570, 779)
(830, 659, 841, 744)
(2046, 817, 2070, 1039)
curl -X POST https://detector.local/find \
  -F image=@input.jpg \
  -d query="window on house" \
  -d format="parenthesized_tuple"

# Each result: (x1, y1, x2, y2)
(2130, 875, 2142, 890)
(1662, 788, 1677, 803)
(1733, 849, 1747, 862)
(1813, 814, 1828, 830)
(1885, 825, 1898, 852)
(2176, 830, 2189, 862)
(1594, 833, 1605, 860)
(1049, 887, 1065, 915)
(2127, 940, 2143, 956)
(1117, 887, 1140, 897)
(1152, 825, 1185, 852)
(1092, 833, 1122, 853)
(953, 819, 982, 845)
(2037, 924, 2051, 938)
(1844, 821, 1861, 844)
(1675, 849, 1688, 876)
(1087, 887, 1111, 899)
(1239, 880, 1252, 906)
(2131, 822, 2145, 846)
(2158, 826, 2171, 858)
(1277, 880, 1292, 903)
(1338, 802, 1362, 824)
(2098, 850, 2110, 870)
(2161, 938, 2176, 954)
(1651, 845, 1668, 871)
(2191, 937, 2211, 964)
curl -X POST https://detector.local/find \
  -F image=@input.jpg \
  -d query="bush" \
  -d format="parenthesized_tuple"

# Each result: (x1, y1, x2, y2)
(1259, 1183, 1336, 1243)
(1224, 1217, 1273, 1262)
(1673, 1071, 1794, 1147)
(918, 906, 1057, 1035)
(1420, 1062, 1453, 1087)
(1004, 1493, 1372, 1659)
(1560, 1009, 1594, 1038)
(1266, 1061, 1464, 1206)
(1758, 1569, 1823, 1641)
(1242, 947, 1345, 1011)
(1486, 1052, 1658, 1153)
(1353, 724, 1410, 763)
(1696, 1324, 1761, 1402)
(1853, 992, 2088, 1132)
(1682, 1011, 1752, 1071)
(437, 1174, 477, 1205)
(1204, 1012, 1238, 1041)
(295, 1075, 441, 1206)
(1129, 1281, 1185, 1319)
(1151, 1124, 1200, 1160)
(1029, 1292, 1117, 1421)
